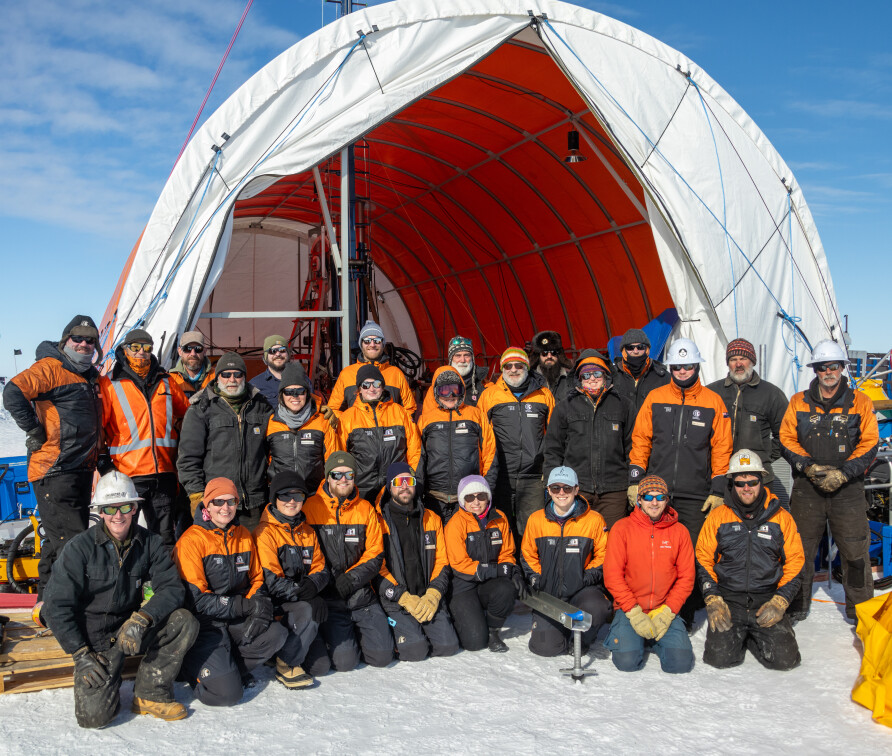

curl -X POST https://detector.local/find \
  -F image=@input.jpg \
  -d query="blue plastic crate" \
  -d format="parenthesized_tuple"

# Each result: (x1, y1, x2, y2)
(0, 455, 37, 522)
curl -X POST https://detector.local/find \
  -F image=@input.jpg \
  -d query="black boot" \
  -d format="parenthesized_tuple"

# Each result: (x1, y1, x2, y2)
(488, 629, 508, 653)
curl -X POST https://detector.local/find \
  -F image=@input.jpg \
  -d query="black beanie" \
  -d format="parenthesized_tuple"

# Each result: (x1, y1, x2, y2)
(356, 364, 384, 387)
(279, 362, 311, 391)
(270, 470, 308, 499)
(216, 352, 247, 374)
(61, 315, 99, 343)
(621, 328, 650, 349)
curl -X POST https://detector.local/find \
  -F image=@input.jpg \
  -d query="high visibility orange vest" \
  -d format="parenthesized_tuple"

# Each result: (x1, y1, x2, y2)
(99, 374, 189, 476)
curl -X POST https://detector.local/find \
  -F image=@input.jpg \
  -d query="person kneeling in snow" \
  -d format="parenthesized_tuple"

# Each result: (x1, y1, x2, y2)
(253, 471, 330, 689)
(603, 474, 695, 673)
(175, 477, 287, 706)
(521, 467, 612, 656)
(44, 471, 198, 728)
(375, 463, 460, 661)
(696, 450, 805, 670)
(445, 475, 521, 653)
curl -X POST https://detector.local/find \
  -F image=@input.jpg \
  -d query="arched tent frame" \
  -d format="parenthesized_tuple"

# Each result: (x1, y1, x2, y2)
(100, 0, 842, 397)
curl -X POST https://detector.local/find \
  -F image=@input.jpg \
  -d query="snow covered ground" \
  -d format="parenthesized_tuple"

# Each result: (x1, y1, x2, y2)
(0, 409, 25, 458)
(1, 580, 889, 754)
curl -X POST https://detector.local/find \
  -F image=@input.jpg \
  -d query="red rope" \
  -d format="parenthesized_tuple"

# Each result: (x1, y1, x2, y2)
(169, 0, 255, 175)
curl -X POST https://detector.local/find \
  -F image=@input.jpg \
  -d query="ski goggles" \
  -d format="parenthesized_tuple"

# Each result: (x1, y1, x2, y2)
(282, 387, 307, 397)
(435, 384, 462, 398)
(814, 362, 842, 373)
(276, 490, 305, 502)
(449, 336, 473, 351)
(98, 503, 136, 516)
(502, 362, 527, 371)
(70, 335, 97, 345)
(548, 484, 576, 494)
(391, 475, 416, 487)
(206, 497, 239, 508)
(329, 470, 355, 481)
(361, 337, 383, 345)
(218, 370, 245, 380)
(640, 494, 668, 503)
(267, 346, 288, 355)
(733, 479, 761, 489)
(125, 343, 153, 354)
(463, 492, 489, 503)
(360, 379, 383, 390)
(669, 364, 696, 372)
(181, 344, 204, 354)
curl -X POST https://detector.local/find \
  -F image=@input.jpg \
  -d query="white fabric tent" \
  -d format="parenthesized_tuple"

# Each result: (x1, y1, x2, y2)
(101, 0, 842, 396)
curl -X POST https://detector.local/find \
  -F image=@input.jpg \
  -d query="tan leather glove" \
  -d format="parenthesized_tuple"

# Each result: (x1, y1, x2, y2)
(625, 605, 656, 639)
(627, 485, 639, 508)
(817, 468, 847, 493)
(755, 595, 789, 628)
(647, 604, 676, 641)
(704, 595, 733, 632)
(701, 494, 724, 513)
(189, 491, 204, 516)
(319, 405, 339, 430)
(805, 464, 832, 485)
(397, 592, 424, 621)
(415, 587, 443, 624)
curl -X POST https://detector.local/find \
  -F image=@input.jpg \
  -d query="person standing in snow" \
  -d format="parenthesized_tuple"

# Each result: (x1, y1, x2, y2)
(603, 474, 695, 673)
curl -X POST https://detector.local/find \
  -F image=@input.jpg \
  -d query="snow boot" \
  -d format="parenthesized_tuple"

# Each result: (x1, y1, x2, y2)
(131, 697, 187, 721)
(275, 658, 314, 689)
(488, 629, 508, 653)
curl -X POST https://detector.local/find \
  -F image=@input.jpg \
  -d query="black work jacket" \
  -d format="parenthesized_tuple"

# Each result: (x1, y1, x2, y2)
(611, 356, 670, 416)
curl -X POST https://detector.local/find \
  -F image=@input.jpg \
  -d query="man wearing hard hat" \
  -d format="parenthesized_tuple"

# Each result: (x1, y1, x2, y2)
(43, 471, 198, 728)
(779, 340, 879, 623)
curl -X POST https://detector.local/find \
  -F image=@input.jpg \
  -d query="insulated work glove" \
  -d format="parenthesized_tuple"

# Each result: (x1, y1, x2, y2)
(648, 604, 676, 641)
(415, 588, 443, 624)
(805, 464, 832, 485)
(817, 468, 848, 494)
(335, 572, 355, 599)
(701, 495, 724, 513)
(705, 595, 733, 633)
(510, 568, 529, 600)
(625, 605, 655, 639)
(319, 405, 339, 429)
(626, 485, 639, 508)
(240, 595, 274, 646)
(188, 491, 205, 515)
(397, 592, 423, 619)
(117, 611, 152, 655)
(72, 647, 113, 688)
(294, 577, 319, 602)
(25, 426, 47, 453)
(755, 595, 789, 628)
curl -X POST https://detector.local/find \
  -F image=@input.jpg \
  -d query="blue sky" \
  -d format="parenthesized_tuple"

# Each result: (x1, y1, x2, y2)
(1, 0, 889, 380)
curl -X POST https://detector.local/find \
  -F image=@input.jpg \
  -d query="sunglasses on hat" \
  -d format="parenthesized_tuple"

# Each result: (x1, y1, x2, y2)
(70, 335, 97, 345)
(181, 344, 204, 354)
(360, 379, 383, 390)
(329, 470, 355, 481)
(126, 343, 152, 354)
(98, 503, 136, 516)
(282, 387, 307, 397)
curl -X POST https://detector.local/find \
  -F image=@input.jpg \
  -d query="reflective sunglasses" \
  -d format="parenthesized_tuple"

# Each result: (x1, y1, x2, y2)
(98, 503, 136, 516)
(435, 384, 461, 398)
(329, 470, 355, 481)
(282, 387, 307, 397)
(126, 343, 153, 354)
(815, 362, 842, 373)
(219, 370, 244, 380)
(670, 364, 696, 372)
(625, 343, 647, 352)
(579, 370, 605, 380)
(70, 335, 96, 345)
(181, 344, 204, 354)
(276, 490, 305, 503)
(267, 346, 288, 355)
(548, 484, 576, 494)
(540, 349, 560, 356)
(207, 497, 239, 507)
(392, 475, 416, 487)
(463, 492, 489, 503)
(360, 379, 383, 390)
(503, 362, 527, 371)
(733, 479, 761, 489)
(361, 337, 383, 345)
(640, 494, 668, 502)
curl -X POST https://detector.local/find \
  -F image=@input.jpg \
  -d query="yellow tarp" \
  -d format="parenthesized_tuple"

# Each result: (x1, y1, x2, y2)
(852, 592, 892, 727)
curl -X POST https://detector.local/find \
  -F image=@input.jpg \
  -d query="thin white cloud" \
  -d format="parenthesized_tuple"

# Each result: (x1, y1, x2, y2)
(790, 99, 892, 120)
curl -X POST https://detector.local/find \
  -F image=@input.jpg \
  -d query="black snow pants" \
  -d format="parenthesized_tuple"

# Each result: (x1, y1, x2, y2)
(35, 471, 92, 597)
(302, 597, 394, 676)
(448, 577, 516, 652)
(529, 587, 612, 657)
(132, 473, 179, 549)
(672, 495, 709, 627)
(380, 598, 460, 661)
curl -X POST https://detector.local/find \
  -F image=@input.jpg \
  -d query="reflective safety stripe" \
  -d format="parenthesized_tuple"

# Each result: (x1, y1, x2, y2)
(109, 377, 178, 456)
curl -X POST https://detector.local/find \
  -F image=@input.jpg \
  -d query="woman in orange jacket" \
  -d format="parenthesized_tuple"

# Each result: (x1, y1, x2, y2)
(174, 477, 287, 706)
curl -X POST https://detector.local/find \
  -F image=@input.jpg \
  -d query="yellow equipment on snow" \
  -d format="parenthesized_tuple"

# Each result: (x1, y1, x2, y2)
(852, 592, 892, 728)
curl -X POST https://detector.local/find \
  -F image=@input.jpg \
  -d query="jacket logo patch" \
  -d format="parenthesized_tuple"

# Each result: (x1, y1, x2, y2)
(253, 427, 260, 434)
(457, 422, 466, 429)
(722, 412, 729, 418)
(810, 415, 820, 424)
(664, 406, 672, 412)
(424, 533, 432, 544)
(384, 428, 394, 436)
(758, 525, 769, 533)
(524, 404, 533, 412)
(435, 424, 444, 430)
(365, 430, 374, 436)
(303, 548, 311, 557)
(302, 432, 312, 439)
(732, 524, 741, 531)
(288, 546, 297, 554)
(214, 557, 224, 565)
(660, 539, 672, 549)
(569, 538, 579, 546)
(508, 405, 516, 411)
(468, 534, 475, 541)
(385, 587, 395, 599)
(750, 414, 758, 422)
(692, 409, 701, 419)
(235, 555, 244, 565)
(346, 527, 356, 536)
(612, 423, 619, 431)
(547, 538, 556, 546)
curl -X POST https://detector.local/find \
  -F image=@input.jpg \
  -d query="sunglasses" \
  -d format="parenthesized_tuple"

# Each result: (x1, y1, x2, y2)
(126, 343, 153, 354)
(815, 362, 842, 373)
(70, 335, 96, 345)
(360, 379, 383, 390)
(361, 337, 383, 345)
(548, 484, 576, 494)
(181, 344, 204, 354)
(282, 387, 307, 397)
(463, 492, 489, 503)
(98, 503, 136, 516)
(392, 475, 416, 487)
(329, 470, 355, 481)
(207, 497, 239, 507)
(640, 494, 668, 502)
(540, 349, 560, 356)
(435, 385, 461, 398)
(733, 479, 760, 489)
(503, 362, 527, 371)
(670, 364, 696, 372)
(579, 370, 605, 380)
(625, 343, 647, 352)
(268, 346, 288, 355)
(277, 490, 305, 503)
(219, 370, 244, 380)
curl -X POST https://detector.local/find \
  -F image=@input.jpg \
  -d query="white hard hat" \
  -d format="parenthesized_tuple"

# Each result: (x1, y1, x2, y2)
(92, 471, 143, 508)
(806, 339, 848, 368)
(726, 449, 767, 478)
(663, 338, 704, 366)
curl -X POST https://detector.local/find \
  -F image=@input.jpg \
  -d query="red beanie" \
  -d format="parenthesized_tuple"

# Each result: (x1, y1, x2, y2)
(203, 477, 238, 504)
(726, 338, 756, 365)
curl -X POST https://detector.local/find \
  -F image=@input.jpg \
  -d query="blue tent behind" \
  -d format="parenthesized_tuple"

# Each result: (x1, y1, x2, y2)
(607, 308, 678, 362)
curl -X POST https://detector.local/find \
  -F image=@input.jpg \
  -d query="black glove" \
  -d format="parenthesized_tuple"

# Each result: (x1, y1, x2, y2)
(295, 577, 319, 601)
(239, 595, 274, 646)
(117, 611, 151, 655)
(25, 426, 47, 453)
(510, 568, 529, 600)
(72, 647, 112, 688)
(583, 566, 602, 587)
(477, 563, 499, 581)
(335, 572, 355, 600)
(231, 595, 253, 617)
